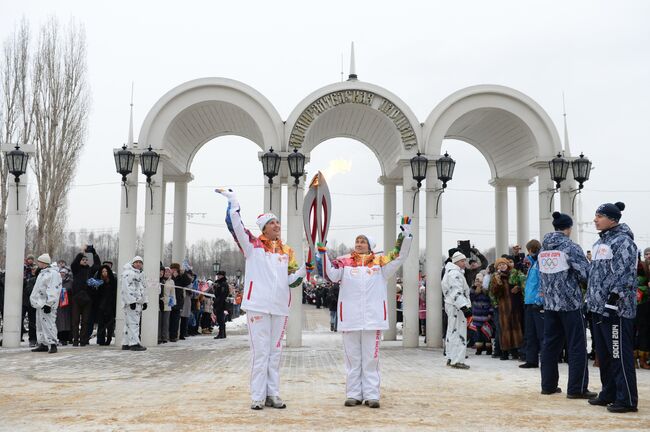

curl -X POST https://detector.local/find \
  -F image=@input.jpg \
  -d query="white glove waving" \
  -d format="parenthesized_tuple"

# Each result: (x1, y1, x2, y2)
(400, 216, 412, 237)
(215, 188, 239, 206)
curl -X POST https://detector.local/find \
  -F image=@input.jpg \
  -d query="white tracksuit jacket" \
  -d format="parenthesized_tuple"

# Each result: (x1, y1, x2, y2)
(30, 266, 63, 346)
(321, 235, 412, 331)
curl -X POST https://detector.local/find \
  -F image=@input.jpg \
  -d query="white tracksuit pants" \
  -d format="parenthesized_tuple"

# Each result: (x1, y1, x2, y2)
(246, 310, 288, 401)
(123, 306, 142, 346)
(342, 330, 382, 401)
(444, 304, 467, 364)
(36, 308, 58, 346)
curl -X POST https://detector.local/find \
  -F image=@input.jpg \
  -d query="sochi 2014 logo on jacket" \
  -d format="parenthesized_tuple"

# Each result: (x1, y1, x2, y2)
(538, 250, 570, 274)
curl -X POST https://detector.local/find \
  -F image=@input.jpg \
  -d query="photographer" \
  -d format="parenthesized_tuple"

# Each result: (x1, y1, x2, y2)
(70, 244, 100, 346)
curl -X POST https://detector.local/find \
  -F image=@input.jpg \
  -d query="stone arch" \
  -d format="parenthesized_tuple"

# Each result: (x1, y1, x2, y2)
(285, 80, 422, 177)
(423, 84, 562, 179)
(138, 77, 283, 176)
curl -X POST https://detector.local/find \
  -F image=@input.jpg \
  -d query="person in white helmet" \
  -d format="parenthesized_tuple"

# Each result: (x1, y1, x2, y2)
(442, 251, 473, 369)
(216, 188, 306, 410)
(30, 254, 62, 354)
(121, 256, 148, 351)
(318, 217, 413, 408)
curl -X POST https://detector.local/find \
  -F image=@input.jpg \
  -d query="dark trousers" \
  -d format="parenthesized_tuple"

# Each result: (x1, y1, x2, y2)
(169, 309, 181, 340)
(96, 312, 115, 345)
(71, 296, 92, 344)
(592, 313, 638, 408)
(492, 309, 501, 355)
(180, 316, 188, 338)
(524, 305, 545, 365)
(216, 309, 226, 338)
(541, 309, 589, 395)
(21, 305, 36, 343)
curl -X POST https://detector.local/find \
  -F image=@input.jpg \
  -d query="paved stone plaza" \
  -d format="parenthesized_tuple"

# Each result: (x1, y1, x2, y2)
(0, 307, 648, 431)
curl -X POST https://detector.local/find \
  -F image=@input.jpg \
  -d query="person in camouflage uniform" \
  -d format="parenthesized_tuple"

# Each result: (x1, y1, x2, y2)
(538, 212, 595, 398)
(586, 202, 638, 413)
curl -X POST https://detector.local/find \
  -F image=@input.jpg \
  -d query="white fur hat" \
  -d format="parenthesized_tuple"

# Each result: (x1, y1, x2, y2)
(451, 251, 467, 264)
(256, 213, 278, 232)
(37, 253, 51, 265)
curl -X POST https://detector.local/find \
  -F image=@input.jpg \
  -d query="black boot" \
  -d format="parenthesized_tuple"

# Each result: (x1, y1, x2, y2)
(31, 344, 48, 352)
(48, 344, 57, 354)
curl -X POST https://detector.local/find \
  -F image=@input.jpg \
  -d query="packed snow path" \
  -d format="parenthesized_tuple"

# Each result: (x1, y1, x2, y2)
(0, 306, 648, 431)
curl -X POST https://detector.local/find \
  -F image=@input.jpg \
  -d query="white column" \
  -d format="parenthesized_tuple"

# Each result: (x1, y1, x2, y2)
(382, 180, 397, 340)
(401, 164, 419, 348)
(516, 182, 530, 246)
(494, 182, 509, 257)
(1, 146, 31, 348)
(160, 182, 167, 257)
(141, 166, 164, 347)
(425, 172, 443, 348)
(286, 176, 305, 347)
(536, 165, 554, 238)
(172, 181, 188, 263)
(115, 162, 139, 347)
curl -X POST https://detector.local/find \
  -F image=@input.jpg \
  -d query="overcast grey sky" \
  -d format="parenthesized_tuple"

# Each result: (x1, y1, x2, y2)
(2, 0, 649, 257)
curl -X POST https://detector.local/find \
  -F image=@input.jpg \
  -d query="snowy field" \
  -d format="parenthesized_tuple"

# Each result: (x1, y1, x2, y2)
(0, 308, 648, 432)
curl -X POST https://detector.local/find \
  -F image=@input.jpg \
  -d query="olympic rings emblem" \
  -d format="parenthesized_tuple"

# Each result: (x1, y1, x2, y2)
(540, 257, 559, 268)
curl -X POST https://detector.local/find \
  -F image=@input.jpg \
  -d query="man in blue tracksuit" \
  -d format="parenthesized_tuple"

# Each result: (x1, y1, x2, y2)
(586, 202, 638, 413)
(539, 212, 594, 398)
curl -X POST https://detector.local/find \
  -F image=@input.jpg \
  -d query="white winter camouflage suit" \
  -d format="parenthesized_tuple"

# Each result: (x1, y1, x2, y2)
(442, 261, 471, 365)
(121, 258, 148, 346)
(29, 266, 62, 346)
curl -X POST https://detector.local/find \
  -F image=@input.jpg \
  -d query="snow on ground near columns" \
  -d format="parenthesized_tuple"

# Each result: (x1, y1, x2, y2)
(0, 307, 648, 431)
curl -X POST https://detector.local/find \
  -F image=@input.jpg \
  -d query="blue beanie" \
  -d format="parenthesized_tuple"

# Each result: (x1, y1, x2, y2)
(596, 202, 625, 222)
(552, 212, 573, 230)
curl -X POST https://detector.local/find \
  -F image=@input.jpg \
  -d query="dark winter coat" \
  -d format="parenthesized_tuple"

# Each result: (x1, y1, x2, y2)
(172, 272, 191, 311)
(97, 265, 117, 317)
(70, 252, 101, 300)
(327, 284, 340, 312)
(490, 270, 524, 350)
(213, 277, 229, 312)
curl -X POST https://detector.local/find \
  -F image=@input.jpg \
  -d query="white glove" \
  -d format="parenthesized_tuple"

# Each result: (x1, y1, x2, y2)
(400, 219, 412, 237)
(215, 188, 239, 206)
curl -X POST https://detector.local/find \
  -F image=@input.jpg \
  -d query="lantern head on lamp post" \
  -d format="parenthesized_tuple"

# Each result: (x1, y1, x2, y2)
(261, 147, 281, 210)
(287, 147, 306, 210)
(409, 152, 428, 213)
(549, 152, 570, 190)
(569, 153, 592, 213)
(428, 151, 456, 215)
(6, 144, 29, 210)
(140, 145, 160, 210)
(114, 144, 135, 207)
(212, 261, 220, 274)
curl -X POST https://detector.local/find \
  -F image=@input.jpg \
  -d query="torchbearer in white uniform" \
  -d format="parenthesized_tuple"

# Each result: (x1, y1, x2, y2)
(319, 217, 413, 408)
(121, 256, 148, 351)
(442, 252, 473, 369)
(216, 189, 306, 410)
(30, 254, 62, 354)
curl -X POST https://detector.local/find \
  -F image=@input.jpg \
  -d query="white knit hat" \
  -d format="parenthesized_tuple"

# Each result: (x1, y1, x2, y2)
(451, 251, 467, 264)
(37, 253, 51, 265)
(256, 213, 278, 232)
(132, 256, 143, 264)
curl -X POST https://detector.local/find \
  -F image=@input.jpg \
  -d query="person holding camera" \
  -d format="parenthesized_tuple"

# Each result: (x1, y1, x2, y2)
(70, 244, 101, 346)
(121, 256, 148, 351)
(586, 202, 638, 413)
(213, 270, 229, 339)
(29, 254, 62, 354)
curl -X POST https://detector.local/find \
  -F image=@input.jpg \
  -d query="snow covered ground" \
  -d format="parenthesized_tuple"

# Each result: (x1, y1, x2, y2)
(0, 307, 648, 431)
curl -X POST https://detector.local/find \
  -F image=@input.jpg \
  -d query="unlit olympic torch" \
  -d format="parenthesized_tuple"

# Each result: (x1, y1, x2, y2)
(303, 171, 331, 279)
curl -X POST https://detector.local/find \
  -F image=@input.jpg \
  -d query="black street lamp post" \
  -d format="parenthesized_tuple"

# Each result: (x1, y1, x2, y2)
(6, 144, 29, 210)
(261, 147, 281, 210)
(287, 148, 306, 210)
(114, 144, 136, 207)
(140, 145, 160, 210)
